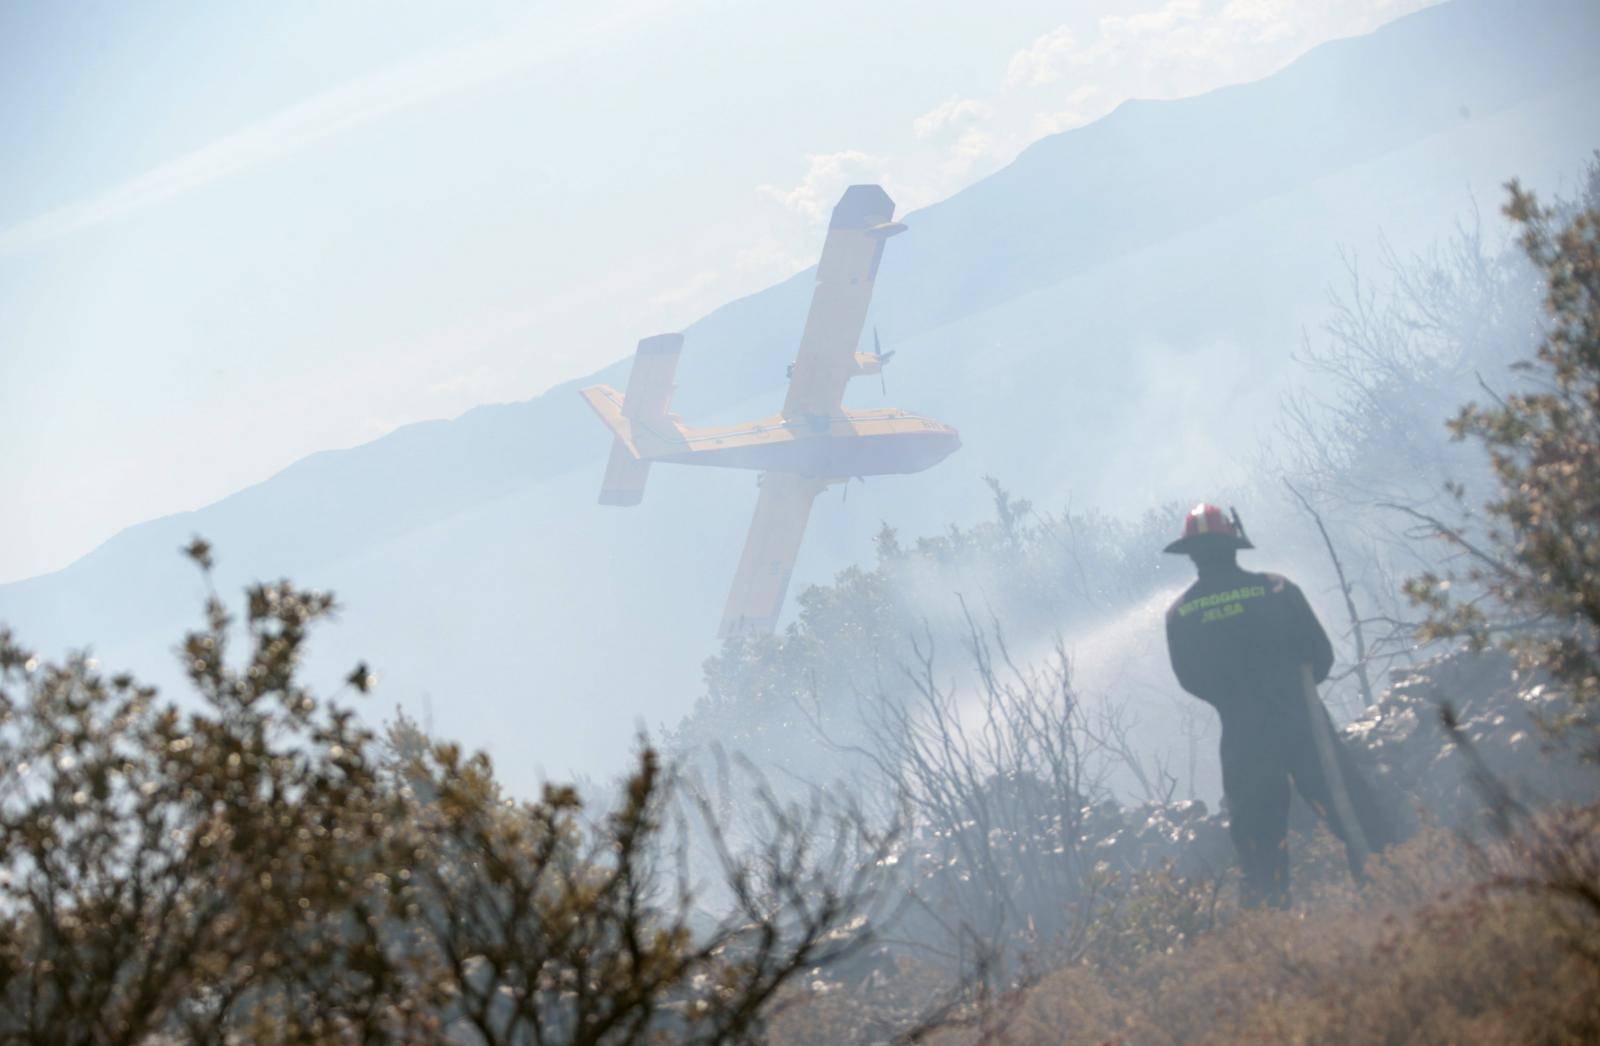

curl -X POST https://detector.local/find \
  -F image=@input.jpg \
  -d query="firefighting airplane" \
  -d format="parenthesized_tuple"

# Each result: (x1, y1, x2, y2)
(580, 184, 960, 636)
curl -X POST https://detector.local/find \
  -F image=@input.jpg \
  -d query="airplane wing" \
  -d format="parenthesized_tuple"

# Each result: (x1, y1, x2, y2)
(781, 185, 905, 419)
(719, 472, 831, 636)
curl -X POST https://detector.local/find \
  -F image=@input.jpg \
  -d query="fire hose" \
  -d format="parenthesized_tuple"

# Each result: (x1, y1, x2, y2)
(1300, 663, 1370, 880)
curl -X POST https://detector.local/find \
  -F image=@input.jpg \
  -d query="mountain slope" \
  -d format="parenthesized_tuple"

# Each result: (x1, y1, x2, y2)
(5, 0, 1599, 792)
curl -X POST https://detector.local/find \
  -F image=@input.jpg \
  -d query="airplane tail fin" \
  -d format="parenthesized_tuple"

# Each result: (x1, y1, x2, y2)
(579, 333, 684, 506)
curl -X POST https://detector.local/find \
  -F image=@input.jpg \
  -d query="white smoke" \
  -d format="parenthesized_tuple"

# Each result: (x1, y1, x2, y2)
(1062, 585, 1223, 806)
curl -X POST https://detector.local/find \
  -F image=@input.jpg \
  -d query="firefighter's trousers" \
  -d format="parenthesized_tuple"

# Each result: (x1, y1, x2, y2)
(1219, 702, 1399, 909)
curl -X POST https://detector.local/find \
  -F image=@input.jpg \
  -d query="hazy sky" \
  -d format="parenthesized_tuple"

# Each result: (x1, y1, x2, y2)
(0, 0, 1433, 582)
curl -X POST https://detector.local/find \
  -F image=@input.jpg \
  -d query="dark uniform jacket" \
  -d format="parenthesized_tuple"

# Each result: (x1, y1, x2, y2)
(1165, 565, 1334, 726)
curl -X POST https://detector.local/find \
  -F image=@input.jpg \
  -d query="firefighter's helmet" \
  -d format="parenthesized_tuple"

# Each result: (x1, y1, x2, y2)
(1162, 503, 1255, 555)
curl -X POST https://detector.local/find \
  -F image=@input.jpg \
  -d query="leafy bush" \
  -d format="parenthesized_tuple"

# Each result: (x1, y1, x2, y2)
(1407, 163, 1600, 736)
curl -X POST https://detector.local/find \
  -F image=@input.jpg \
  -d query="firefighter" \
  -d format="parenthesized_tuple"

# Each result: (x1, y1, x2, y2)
(1162, 503, 1397, 909)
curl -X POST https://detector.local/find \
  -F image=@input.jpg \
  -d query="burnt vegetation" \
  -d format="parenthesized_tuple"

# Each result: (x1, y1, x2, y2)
(3, 166, 1599, 1041)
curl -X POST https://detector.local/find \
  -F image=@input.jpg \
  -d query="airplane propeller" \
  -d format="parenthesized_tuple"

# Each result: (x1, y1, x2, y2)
(874, 327, 897, 396)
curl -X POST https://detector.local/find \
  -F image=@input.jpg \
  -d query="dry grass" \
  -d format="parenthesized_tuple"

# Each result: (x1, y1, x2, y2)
(771, 817, 1600, 1045)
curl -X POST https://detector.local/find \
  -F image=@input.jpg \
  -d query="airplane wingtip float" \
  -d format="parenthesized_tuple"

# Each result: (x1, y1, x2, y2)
(580, 185, 960, 637)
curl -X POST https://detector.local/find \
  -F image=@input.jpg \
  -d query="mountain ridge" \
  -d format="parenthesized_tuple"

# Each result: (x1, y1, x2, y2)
(6, 0, 1599, 790)
(22, 0, 1595, 595)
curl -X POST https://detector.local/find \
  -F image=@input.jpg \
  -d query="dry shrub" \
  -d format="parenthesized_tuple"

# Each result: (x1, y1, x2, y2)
(760, 819, 1599, 1044)
(0, 546, 896, 1043)
(762, 955, 955, 1045)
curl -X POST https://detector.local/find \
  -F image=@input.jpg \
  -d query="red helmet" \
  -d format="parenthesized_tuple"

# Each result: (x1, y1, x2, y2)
(1162, 503, 1255, 555)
